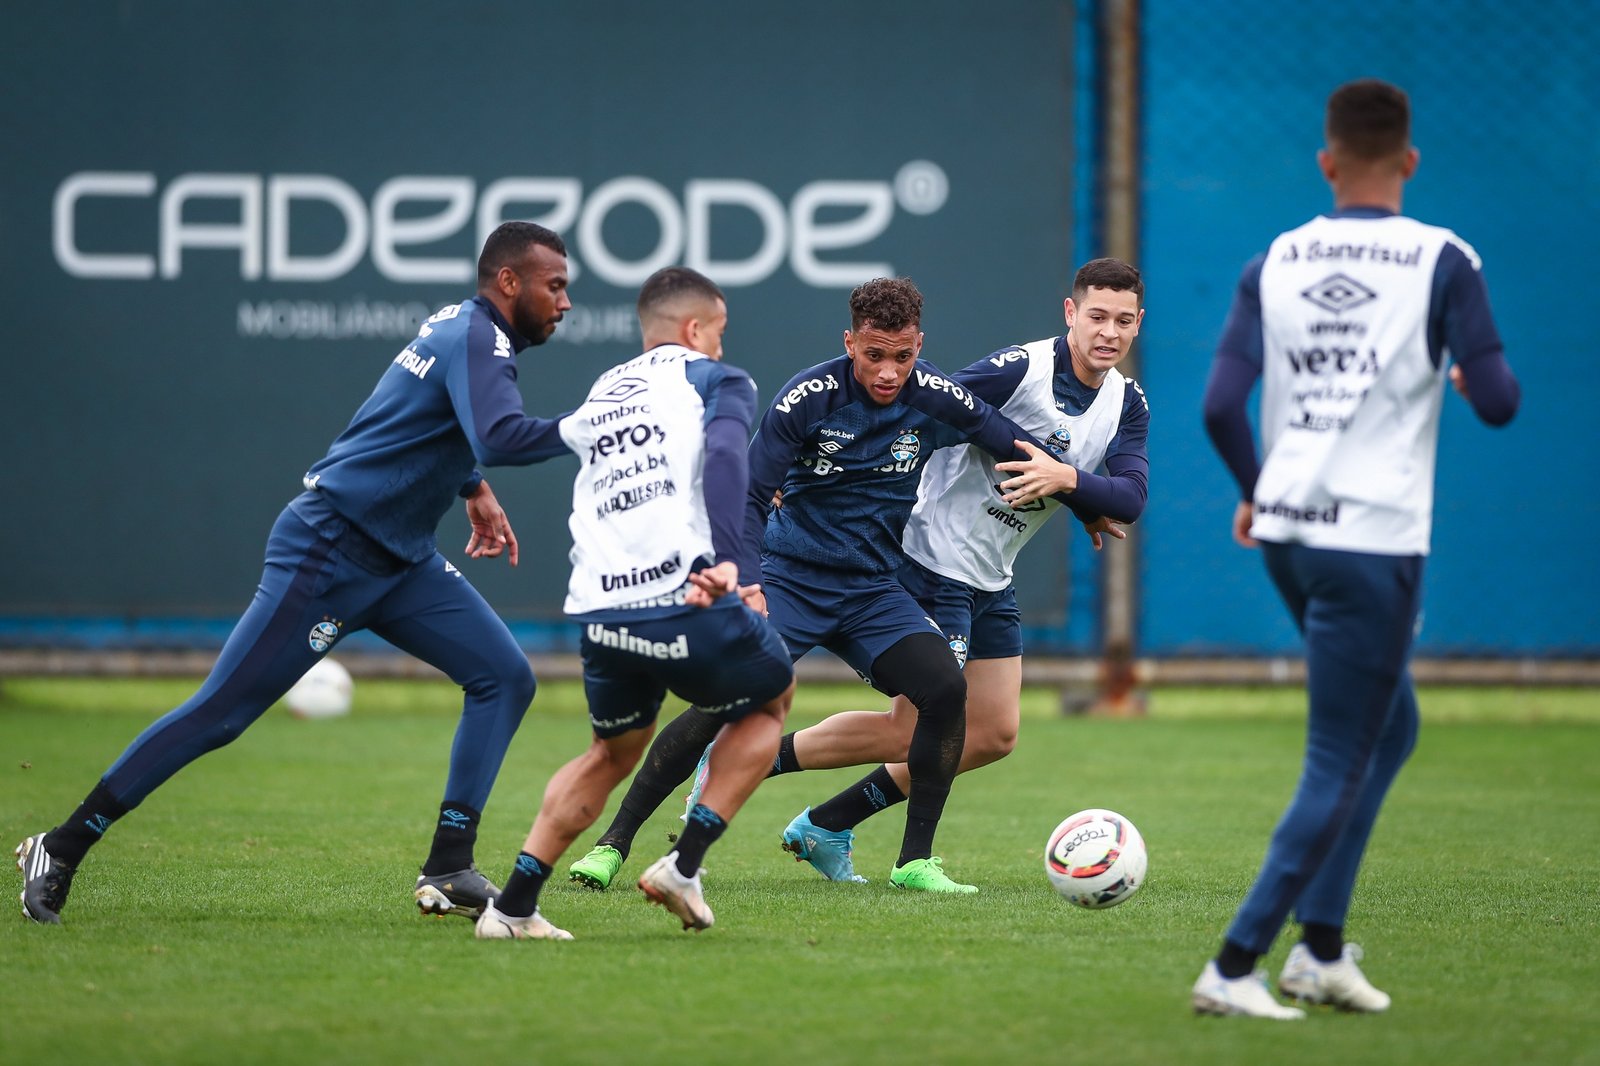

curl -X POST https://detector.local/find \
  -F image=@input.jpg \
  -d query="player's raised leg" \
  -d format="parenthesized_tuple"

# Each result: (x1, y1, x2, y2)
(626, 589, 797, 932)
(794, 654, 1020, 873)
(779, 580, 1022, 886)
(478, 724, 658, 942)
(567, 707, 723, 890)
(640, 677, 796, 931)
(17, 512, 356, 924)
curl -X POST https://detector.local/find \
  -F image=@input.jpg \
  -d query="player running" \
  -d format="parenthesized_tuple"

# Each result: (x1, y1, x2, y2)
(769, 258, 1149, 883)
(567, 277, 1102, 895)
(473, 267, 795, 939)
(17, 223, 573, 925)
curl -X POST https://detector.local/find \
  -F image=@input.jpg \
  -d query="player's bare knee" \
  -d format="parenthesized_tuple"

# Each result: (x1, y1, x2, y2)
(590, 733, 648, 785)
(970, 726, 1017, 764)
(883, 695, 919, 738)
(754, 681, 796, 726)
(883, 712, 917, 757)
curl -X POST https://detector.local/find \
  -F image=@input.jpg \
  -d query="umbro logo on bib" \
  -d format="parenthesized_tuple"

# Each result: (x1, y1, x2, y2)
(1300, 273, 1377, 314)
(593, 377, 649, 403)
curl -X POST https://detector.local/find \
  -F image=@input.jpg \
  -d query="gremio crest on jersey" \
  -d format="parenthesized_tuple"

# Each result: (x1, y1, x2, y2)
(308, 620, 342, 653)
(947, 634, 970, 668)
(890, 432, 921, 462)
(1044, 426, 1071, 458)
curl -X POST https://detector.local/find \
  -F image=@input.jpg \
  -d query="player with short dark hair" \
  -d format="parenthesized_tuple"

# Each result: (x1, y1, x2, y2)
(566, 277, 1101, 895)
(848, 276, 923, 333)
(16, 222, 575, 926)
(766, 258, 1149, 881)
(474, 266, 795, 939)
(1190, 78, 1520, 1018)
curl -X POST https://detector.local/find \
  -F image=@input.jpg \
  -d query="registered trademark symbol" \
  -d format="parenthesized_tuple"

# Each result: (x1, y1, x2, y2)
(893, 161, 948, 215)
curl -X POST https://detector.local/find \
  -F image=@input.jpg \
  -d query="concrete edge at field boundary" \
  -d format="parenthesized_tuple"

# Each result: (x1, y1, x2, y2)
(2, 650, 1596, 688)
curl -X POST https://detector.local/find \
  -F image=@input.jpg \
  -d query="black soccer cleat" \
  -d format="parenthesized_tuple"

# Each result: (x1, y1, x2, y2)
(414, 864, 500, 919)
(16, 833, 75, 925)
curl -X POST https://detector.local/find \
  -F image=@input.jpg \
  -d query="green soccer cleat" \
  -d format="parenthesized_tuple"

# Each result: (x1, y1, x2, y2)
(888, 856, 978, 894)
(568, 845, 624, 891)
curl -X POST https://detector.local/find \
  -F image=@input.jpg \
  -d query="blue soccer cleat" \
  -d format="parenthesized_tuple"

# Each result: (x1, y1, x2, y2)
(780, 808, 868, 883)
(680, 743, 713, 822)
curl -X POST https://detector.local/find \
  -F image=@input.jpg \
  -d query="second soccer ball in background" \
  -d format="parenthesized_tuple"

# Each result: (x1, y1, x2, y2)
(284, 657, 354, 720)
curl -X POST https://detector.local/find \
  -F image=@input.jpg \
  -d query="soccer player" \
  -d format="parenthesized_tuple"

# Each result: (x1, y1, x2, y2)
(16, 221, 575, 926)
(567, 277, 1096, 895)
(769, 258, 1149, 882)
(1190, 79, 1519, 1018)
(473, 266, 795, 939)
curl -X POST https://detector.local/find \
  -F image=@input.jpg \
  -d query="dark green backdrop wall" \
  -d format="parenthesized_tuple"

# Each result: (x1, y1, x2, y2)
(6, 2, 1596, 656)
(1, 3, 1082, 649)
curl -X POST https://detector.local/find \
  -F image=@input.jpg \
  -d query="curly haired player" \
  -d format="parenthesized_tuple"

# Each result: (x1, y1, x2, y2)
(567, 277, 1107, 894)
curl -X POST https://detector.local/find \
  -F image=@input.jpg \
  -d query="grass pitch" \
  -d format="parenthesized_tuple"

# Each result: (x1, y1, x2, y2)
(2, 678, 1597, 1065)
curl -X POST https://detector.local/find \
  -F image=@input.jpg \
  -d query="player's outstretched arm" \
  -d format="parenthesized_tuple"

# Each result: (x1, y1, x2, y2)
(995, 442, 1149, 524)
(445, 312, 575, 467)
(463, 478, 519, 566)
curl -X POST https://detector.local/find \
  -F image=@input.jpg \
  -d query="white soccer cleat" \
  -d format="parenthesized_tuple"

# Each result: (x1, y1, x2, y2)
(638, 852, 713, 932)
(1278, 942, 1391, 1012)
(473, 898, 573, 941)
(1192, 960, 1306, 1020)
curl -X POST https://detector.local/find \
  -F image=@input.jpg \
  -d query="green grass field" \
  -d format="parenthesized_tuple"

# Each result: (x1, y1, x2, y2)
(3, 678, 1597, 1065)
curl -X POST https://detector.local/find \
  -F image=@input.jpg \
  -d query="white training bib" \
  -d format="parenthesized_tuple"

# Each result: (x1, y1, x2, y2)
(1252, 214, 1474, 554)
(559, 345, 714, 613)
(903, 338, 1126, 591)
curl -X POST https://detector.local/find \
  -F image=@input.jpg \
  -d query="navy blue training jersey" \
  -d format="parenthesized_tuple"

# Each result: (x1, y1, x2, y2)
(295, 296, 568, 562)
(747, 354, 1046, 580)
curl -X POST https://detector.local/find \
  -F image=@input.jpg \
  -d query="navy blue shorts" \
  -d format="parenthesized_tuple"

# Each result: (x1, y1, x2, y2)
(579, 601, 793, 738)
(897, 558, 1024, 667)
(761, 561, 950, 692)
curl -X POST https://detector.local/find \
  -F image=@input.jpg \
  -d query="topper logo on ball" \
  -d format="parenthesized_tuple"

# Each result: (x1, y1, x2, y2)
(1045, 809, 1147, 910)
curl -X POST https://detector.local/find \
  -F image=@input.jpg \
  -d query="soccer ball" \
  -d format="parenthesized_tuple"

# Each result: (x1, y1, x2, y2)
(1044, 808, 1146, 909)
(284, 657, 353, 719)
